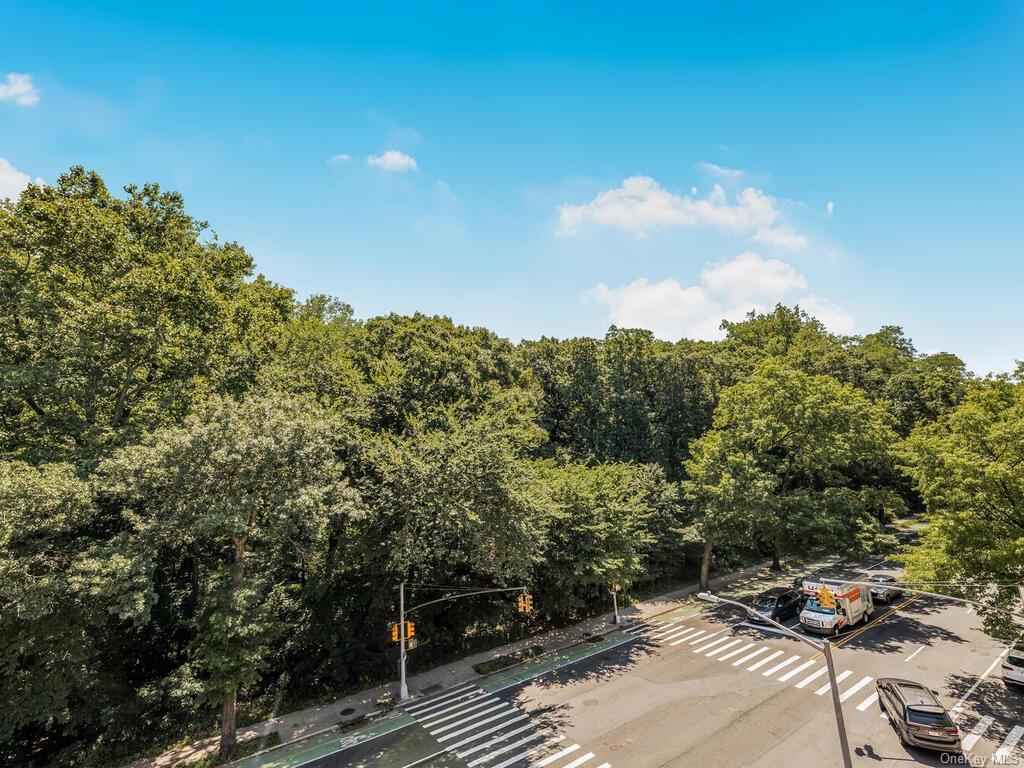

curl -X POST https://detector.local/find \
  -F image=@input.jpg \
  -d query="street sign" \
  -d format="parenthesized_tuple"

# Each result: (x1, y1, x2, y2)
(817, 586, 836, 609)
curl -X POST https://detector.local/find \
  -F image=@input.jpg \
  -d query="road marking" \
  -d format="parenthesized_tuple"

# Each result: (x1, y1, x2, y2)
(795, 666, 829, 689)
(405, 684, 478, 713)
(593, 764, 611, 768)
(661, 627, 701, 643)
(625, 623, 650, 635)
(467, 732, 547, 766)
(717, 642, 755, 661)
(414, 691, 489, 722)
(778, 659, 817, 682)
(431, 702, 510, 734)
(705, 639, 745, 657)
(446, 715, 531, 751)
(561, 752, 595, 768)
(673, 630, 707, 646)
(534, 744, 580, 767)
(650, 619, 687, 636)
(826, 595, 922, 653)
(965, 605, 973, 614)
(421, 696, 501, 725)
(839, 676, 873, 702)
(962, 716, 994, 751)
(815, 670, 852, 695)
(951, 648, 1008, 722)
(994, 725, 1024, 762)
(458, 722, 538, 757)
(490, 736, 564, 768)
(762, 655, 801, 677)
(692, 636, 733, 654)
(747, 650, 785, 671)
(904, 646, 923, 662)
(856, 692, 879, 711)
(439, 711, 526, 742)
(689, 628, 727, 645)
(733, 647, 769, 666)
(738, 621, 802, 638)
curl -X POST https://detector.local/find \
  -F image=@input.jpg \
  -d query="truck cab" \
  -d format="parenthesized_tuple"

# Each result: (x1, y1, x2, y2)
(798, 580, 874, 636)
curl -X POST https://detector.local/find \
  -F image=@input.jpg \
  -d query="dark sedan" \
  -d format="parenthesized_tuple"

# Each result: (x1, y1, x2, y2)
(746, 587, 802, 624)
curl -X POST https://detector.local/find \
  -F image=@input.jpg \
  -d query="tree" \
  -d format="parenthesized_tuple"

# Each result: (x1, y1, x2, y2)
(0, 167, 292, 467)
(898, 378, 1024, 637)
(98, 394, 357, 756)
(685, 361, 898, 587)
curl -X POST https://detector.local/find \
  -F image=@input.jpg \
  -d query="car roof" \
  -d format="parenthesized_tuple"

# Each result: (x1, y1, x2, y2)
(757, 587, 791, 597)
(878, 678, 940, 707)
(868, 574, 895, 582)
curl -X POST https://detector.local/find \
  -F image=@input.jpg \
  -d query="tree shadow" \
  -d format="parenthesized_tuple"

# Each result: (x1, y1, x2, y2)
(946, 671, 1024, 736)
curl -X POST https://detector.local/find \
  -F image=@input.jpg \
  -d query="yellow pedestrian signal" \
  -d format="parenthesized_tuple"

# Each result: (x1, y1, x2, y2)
(391, 623, 400, 642)
(518, 593, 534, 613)
(407, 621, 415, 639)
(817, 586, 836, 610)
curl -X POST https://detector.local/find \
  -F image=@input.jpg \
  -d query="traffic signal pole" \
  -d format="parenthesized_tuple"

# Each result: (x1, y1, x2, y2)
(399, 581, 408, 701)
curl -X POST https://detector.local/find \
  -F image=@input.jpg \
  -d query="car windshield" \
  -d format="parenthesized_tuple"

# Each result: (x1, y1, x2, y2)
(752, 597, 777, 609)
(804, 598, 835, 615)
(906, 708, 953, 727)
(1007, 654, 1024, 667)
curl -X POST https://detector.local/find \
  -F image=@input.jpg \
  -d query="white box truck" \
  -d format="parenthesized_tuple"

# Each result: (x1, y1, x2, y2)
(799, 579, 873, 636)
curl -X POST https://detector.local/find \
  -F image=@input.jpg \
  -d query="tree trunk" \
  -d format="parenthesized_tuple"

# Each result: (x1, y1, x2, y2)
(699, 538, 714, 591)
(771, 535, 781, 570)
(219, 688, 238, 756)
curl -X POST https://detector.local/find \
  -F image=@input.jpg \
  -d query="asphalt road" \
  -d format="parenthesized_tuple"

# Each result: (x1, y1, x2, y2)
(325, 555, 1024, 768)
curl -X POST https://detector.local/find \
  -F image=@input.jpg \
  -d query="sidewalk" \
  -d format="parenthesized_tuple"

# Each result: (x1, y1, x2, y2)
(129, 554, 841, 768)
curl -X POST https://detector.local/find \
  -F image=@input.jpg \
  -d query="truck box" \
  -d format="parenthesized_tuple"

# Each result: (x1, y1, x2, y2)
(799, 579, 874, 636)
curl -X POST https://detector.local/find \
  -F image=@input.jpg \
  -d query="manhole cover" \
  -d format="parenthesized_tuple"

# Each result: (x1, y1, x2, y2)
(586, 635, 603, 643)
(340, 707, 355, 717)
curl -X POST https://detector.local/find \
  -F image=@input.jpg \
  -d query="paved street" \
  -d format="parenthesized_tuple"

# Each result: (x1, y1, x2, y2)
(319, 556, 1024, 768)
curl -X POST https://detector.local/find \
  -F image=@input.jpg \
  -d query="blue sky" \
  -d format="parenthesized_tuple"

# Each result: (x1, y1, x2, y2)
(2, 2, 1022, 373)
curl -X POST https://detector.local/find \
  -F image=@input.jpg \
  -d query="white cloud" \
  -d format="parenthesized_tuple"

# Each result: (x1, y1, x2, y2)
(328, 153, 352, 165)
(751, 224, 809, 251)
(826, 201, 835, 218)
(698, 161, 744, 178)
(557, 176, 781, 239)
(586, 251, 852, 340)
(0, 157, 42, 200)
(367, 149, 417, 172)
(0, 73, 40, 106)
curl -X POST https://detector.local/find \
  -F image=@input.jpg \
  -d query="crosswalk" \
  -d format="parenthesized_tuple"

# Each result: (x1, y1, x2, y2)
(624, 616, 1024, 762)
(404, 683, 612, 768)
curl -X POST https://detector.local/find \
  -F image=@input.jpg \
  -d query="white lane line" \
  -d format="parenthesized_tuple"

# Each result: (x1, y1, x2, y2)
(534, 744, 581, 767)
(561, 752, 595, 768)
(693, 636, 733, 654)
(795, 666, 829, 689)
(445, 714, 530, 750)
(431, 702, 510, 734)
(438, 710, 525, 742)
(458, 722, 537, 758)
(733, 647, 769, 666)
(815, 670, 853, 695)
(762, 655, 801, 677)
(689, 629, 724, 645)
(491, 737, 564, 768)
(661, 627, 701, 643)
(961, 716, 994, 751)
(672, 630, 707, 646)
(839, 676, 873, 702)
(951, 648, 1008, 722)
(747, 650, 784, 672)
(994, 725, 1024, 762)
(856, 692, 879, 712)
(705, 639, 745, 658)
(903, 646, 923, 662)
(420, 696, 501, 726)
(778, 659, 817, 682)
(467, 732, 547, 766)
(408, 687, 483, 716)
(717, 642, 755, 662)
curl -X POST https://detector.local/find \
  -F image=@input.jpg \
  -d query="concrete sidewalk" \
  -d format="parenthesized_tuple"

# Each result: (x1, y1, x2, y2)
(130, 555, 839, 768)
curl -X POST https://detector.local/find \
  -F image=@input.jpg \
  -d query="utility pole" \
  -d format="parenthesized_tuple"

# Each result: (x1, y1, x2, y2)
(399, 581, 408, 701)
(610, 583, 621, 625)
(697, 592, 852, 768)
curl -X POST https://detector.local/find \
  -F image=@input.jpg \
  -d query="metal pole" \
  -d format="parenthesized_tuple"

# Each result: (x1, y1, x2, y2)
(823, 640, 854, 768)
(612, 590, 620, 625)
(399, 581, 409, 701)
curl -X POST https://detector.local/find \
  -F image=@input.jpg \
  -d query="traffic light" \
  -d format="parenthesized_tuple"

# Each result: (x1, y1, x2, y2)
(391, 623, 400, 642)
(817, 586, 836, 610)
(406, 621, 415, 639)
(517, 593, 533, 613)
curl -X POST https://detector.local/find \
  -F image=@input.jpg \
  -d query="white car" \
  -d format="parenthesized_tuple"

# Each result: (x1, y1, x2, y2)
(1003, 647, 1024, 686)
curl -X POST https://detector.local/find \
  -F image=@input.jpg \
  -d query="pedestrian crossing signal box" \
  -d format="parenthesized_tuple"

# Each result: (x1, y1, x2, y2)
(391, 621, 415, 642)
(517, 593, 534, 613)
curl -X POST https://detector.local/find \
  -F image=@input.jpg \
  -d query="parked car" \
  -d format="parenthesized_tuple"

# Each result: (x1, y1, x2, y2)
(1003, 645, 1024, 687)
(876, 677, 961, 753)
(867, 574, 904, 603)
(746, 587, 802, 624)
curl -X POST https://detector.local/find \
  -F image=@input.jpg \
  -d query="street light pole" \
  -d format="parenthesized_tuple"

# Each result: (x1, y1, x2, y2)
(697, 592, 853, 768)
(399, 581, 409, 701)
(611, 584, 621, 625)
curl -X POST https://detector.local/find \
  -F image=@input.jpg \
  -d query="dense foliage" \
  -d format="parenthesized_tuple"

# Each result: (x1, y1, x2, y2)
(0, 170, 987, 765)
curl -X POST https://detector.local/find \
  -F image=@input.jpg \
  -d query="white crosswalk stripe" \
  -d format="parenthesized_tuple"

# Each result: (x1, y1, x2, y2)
(795, 666, 829, 689)
(856, 692, 879, 712)
(733, 647, 769, 666)
(561, 752, 595, 768)
(467, 732, 547, 766)
(445, 715, 530, 751)
(650, 619, 687, 637)
(717, 642, 755, 662)
(839, 676, 872, 703)
(671, 630, 705, 646)
(747, 650, 784, 671)
(492, 736, 565, 768)
(962, 715, 994, 751)
(693, 636, 733, 654)
(994, 725, 1024, 762)
(778, 659, 816, 682)
(662, 627, 701, 643)
(458, 722, 538, 758)
(433, 702, 513, 734)
(689, 630, 721, 645)
(815, 670, 852, 695)
(762, 655, 801, 677)
(405, 684, 479, 714)
(705, 639, 745, 657)
(534, 744, 580, 766)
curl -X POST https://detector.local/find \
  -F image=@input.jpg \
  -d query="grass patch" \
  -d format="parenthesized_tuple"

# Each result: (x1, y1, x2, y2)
(192, 732, 281, 768)
(473, 645, 545, 675)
